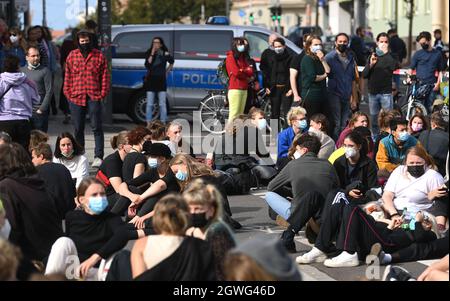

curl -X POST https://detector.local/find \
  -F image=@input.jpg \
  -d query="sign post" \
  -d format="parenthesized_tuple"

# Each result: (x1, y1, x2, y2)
(97, 0, 113, 124)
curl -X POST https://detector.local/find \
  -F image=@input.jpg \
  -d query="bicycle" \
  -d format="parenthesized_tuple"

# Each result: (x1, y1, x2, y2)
(199, 88, 271, 134)
(400, 74, 431, 121)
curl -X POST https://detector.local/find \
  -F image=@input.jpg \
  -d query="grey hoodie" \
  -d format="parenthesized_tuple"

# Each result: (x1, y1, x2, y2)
(229, 235, 302, 281)
(0, 72, 40, 121)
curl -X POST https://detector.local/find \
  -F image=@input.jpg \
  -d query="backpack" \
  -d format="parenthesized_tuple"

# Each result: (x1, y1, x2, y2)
(216, 163, 257, 195)
(217, 59, 229, 86)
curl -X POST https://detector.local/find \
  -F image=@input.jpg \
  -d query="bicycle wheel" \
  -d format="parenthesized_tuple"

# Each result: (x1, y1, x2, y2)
(199, 93, 229, 134)
(401, 102, 428, 121)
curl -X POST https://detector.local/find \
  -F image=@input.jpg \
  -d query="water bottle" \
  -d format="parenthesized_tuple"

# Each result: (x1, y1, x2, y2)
(401, 207, 410, 230)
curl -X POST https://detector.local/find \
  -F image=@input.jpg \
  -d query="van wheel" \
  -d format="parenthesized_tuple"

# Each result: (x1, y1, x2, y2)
(128, 91, 159, 124)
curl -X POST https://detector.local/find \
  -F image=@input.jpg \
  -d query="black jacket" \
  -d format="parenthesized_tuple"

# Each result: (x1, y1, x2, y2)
(0, 175, 63, 261)
(268, 50, 292, 88)
(419, 128, 449, 176)
(260, 48, 276, 89)
(333, 155, 378, 204)
(389, 35, 407, 63)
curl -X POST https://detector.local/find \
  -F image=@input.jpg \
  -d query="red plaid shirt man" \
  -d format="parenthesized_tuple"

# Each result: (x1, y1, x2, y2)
(63, 48, 110, 106)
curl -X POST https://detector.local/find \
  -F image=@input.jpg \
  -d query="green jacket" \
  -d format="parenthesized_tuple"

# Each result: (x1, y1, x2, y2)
(300, 54, 327, 102)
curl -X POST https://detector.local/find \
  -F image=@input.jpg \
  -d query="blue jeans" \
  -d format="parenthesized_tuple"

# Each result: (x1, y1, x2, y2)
(31, 110, 49, 133)
(369, 93, 393, 135)
(425, 89, 436, 113)
(146, 91, 167, 123)
(328, 93, 351, 141)
(69, 99, 104, 159)
(265, 192, 291, 220)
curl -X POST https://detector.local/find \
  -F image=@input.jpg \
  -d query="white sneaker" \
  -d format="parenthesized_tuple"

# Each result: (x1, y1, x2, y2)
(296, 247, 327, 264)
(323, 251, 359, 268)
(92, 157, 103, 168)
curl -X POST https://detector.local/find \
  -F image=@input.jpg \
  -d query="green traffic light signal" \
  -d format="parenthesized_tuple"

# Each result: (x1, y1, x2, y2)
(272, 15, 276, 21)
(277, 15, 281, 20)
(250, 13, 254, 22)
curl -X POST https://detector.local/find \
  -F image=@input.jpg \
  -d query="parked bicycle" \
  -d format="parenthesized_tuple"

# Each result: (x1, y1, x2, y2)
(400, 74, 431, 121)
(199, 88, 271, 134)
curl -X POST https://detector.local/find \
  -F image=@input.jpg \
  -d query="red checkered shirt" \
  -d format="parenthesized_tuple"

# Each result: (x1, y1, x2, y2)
(63, 48, 110, 106)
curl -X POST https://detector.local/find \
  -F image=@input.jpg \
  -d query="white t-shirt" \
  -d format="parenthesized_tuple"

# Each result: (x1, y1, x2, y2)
(53, 155, 89, 188)
(384, 165, 444, 213)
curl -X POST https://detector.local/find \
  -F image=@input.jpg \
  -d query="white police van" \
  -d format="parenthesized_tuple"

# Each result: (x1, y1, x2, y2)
(111, 24, 301, 123)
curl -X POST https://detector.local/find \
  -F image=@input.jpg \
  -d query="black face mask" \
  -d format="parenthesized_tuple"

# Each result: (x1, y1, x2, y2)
(190, 212, 209, 228)
(337, 44, 348, 53)
(421, 43, 429, 50)
(79, 43, 93, 54)
(407, 165, 425, 178)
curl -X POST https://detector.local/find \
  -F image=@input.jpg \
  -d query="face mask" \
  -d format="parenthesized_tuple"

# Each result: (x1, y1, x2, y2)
(257, 119, 267, 130)
(237, 45, 245, 53)
(190, 212, 209, 228)
(27, 62, 40, 70)
(411, 123, 423, 132)
(79, 43, 93, 53)
(407, 165, 425, 178)
(176, 170, 188, 182)
(274, 47, 285, 54)
(148, 158, 158, 169)
(9, 35, 19, 44)
(297, 119, 308, 130)
(61, 149, 74, 158)
(311, 45, 322, 54)
(397, 131, 410, 142)
(0, 218, 11, 240)
(293, 151, 302, 160)
(375, 47, 385, 57)
(421, 43, 429, 50)
(344, 147, 358, 159)
(337, 44, 348, 53)
(88, 196, 108, 215)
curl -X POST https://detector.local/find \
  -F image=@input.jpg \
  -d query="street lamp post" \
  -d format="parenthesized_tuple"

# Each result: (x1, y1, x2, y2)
(42, 0, 47, 26)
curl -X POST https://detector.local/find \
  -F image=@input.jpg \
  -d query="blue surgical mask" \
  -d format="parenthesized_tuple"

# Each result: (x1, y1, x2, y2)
(176, 170, 188, 182)
(257, 119, 267, 130)
(297, 119, 308, 130)
(88, 196, 108, 215)
(375, 47, 385, 57)
(148, 158, 158, 169)
(311, 45, 322, 53)
(397, 131, 410, 142)
(237, 45, 245, 52)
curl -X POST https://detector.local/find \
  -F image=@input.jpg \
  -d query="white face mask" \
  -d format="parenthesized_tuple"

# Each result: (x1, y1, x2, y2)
(293, 150, 303, 160)
(344, 147, 358, 159)
(0, 218, 11, 240)
(10, 35, 19, 44)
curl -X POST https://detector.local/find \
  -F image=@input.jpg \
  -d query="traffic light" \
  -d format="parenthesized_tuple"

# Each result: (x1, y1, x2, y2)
(249, 13, 254, 24)
(277, 6, 282, 20)
(269, 6, 282, 22)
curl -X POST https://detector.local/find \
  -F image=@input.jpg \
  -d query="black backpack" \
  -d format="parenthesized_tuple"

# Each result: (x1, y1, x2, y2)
(217, 59, 229, 86)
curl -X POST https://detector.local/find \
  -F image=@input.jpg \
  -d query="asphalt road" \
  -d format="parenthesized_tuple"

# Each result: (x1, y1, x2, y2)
(46, 111, 436, 281)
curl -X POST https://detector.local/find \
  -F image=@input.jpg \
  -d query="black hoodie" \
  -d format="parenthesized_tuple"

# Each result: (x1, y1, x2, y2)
(0, 175, 63, 261)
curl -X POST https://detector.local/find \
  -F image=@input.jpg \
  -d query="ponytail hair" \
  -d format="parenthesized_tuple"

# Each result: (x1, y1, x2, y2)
(110, 131, 129, 150)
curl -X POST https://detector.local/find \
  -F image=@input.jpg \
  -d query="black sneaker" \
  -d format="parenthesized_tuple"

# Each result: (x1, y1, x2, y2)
(280, 229, 296, 253)
(382, 265, 415, 281)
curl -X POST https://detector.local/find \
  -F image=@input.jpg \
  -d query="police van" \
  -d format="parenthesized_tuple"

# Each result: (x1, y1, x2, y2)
(111, 24, 301, 123)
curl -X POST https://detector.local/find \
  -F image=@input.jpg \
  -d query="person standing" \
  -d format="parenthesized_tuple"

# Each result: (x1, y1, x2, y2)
(144, 37, 174, 126)
(63, 30, 110, 168)
(225, 38, 254, 123)
(409, 31, 446, 112)
(0, 55, 39, 150)
(3, 27, 26, 68)
(325, 33, 357, 140)
(387, 29, 407, 90)
(290, 33, 309, 106)
(21, 46, 53, 132)
(260, 34, 278, 93)
(362, 33, 398, 135)
(0, 18, 9, 69)
(300, 35, 330, 119)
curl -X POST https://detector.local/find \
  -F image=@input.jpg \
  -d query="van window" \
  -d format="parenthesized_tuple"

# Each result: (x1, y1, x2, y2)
(244, 31, 269, 61)
(174, 30, 233, 60)
(114, 31, 173, 59)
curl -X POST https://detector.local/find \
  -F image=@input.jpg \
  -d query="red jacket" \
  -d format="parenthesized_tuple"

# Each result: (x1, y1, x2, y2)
(63, 48, 110, 106)
(225, 51, 253, 90)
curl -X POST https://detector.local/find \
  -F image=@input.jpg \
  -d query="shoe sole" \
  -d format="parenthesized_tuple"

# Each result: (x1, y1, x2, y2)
(366, 243, 382, 265)
(324, 260, 360, 268)
(296, 256, 327, 264)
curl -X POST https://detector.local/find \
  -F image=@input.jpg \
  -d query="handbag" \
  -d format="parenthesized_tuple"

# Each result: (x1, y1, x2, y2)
(0, 85, 12, 101)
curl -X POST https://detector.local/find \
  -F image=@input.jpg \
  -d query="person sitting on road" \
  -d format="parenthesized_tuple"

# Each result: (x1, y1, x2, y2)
(130, 194, 216, 281)
(408, 114, 428, 139)
(276, 106, 308, 167)
(376, 117, 419, 175)
(147, 120, 177, 155)
(373, 109, 402, 161)
(308, 113, 336, 160)
(329, 126, 374, 164)
(165, 121, 195, 158)
(53, 132, 89, 189)
(122, 126, 152, 182)
(183, 179, 236, 280)
(266, 134, 339, 252)
(223, 235, 301, 281)
(335, 111, 370, 148)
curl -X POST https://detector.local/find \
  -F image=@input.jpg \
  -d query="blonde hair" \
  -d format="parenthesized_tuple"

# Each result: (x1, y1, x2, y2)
(152, 194, 190, 235)
(182, 178, 223, 223)
(223, 253, 276, 281)
(110, 130, 128, 150)
(170, 154, 215, 191)
(0, 239, 22, 281)
(287, 107, 307, 126)
(423, 212, 442, 239)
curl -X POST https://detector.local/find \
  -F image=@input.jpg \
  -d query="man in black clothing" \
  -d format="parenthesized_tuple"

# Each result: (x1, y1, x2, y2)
(260, 33, 278, 92)
(362, 32, 399, 135)
(265, 134, 339, 252)
(350, 26, 369, 66)
(31, 143, 76, 220)
(419, 111, 449, 176)
(388, 28, 407, 91)
(290, 33, 309, 104)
